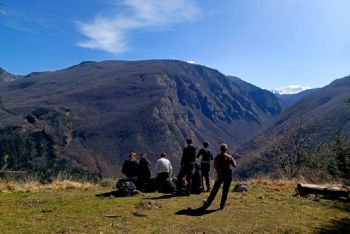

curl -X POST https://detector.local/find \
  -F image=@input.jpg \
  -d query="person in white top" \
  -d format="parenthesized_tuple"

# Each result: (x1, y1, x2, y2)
(155, 153, 173, 183)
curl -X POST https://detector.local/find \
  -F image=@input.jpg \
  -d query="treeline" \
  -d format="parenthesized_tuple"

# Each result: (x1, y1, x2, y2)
(254, 122, 350, 185)
(0, 108, 95, 182)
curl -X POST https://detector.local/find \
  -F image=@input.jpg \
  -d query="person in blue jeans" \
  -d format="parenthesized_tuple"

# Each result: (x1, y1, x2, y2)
(196, 141, 213, 192)
(202, 143, 236, 210)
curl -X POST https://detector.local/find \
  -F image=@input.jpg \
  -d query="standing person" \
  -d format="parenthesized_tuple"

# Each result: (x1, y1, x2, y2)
(196, 141, 213, 192)
(177, 138, 196, 196)
(121, 152, 139, 183)
(155, 153, 173, 185)
(202, 144, 236, 210)
(137, 153, 151, 188)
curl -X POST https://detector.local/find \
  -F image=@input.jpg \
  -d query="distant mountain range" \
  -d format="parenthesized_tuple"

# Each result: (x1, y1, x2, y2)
(236, 75, 350, 177)
(275, 89, 318, 108)
(0, 60, 282, 176)
(272, 85, 311, 95)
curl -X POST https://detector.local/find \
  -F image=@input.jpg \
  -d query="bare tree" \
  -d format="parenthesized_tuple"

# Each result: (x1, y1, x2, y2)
(257, 119, 315, 178)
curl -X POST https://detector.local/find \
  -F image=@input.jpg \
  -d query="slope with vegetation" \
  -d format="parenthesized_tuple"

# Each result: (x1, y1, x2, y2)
(236, 76, 350, 184)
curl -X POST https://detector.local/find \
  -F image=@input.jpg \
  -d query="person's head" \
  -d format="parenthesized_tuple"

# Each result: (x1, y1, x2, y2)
(203, 141, 209, 148)
(220, 144, 228, 153)
(160, 153, 166, 158)
(140, 153, 147, 160)
(129, 152, 137, 161)
(186, 138, 193, 145)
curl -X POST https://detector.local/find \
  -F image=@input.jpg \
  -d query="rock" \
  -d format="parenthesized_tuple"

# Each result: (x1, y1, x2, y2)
(233, 183, 249, 192)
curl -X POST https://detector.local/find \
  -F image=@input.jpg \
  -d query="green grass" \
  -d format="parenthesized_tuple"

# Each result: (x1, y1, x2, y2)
(0, 181, 348, 233)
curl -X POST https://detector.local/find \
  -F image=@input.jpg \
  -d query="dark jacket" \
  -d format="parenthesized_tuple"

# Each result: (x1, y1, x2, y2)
(138, 158, 151, 180)
(181, 145, 197, 167)
(121, 160, 139, 178)
(197, 148, 213, 163)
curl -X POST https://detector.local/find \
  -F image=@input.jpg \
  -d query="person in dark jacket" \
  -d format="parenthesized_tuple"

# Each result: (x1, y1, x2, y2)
(177, 138, 196, 195)
(202, 143, 236, 210)
(137, 153, 151, 188)
(121, 152, 139, 182)
(196, 141, 213, 192)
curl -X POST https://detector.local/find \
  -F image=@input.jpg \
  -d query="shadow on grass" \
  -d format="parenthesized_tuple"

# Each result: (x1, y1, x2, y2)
(95, 190, 122, 197)
(315, 218, 350, 234)
(95, 190, 139, 198)
(147, 194, 175, 200)
(175, 207, 220, 216)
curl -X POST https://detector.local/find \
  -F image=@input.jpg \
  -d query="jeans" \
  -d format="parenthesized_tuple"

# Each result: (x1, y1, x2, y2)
(201, 163, 211, 190)
(206, 173, 232, 208)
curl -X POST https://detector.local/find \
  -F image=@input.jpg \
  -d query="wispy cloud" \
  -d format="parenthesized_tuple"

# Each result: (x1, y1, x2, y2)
(76, 0, 200, 53)
(1, 8, 53, 33)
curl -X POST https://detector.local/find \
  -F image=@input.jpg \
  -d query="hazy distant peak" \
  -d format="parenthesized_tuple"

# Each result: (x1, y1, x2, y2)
(272, 85, 311, 95)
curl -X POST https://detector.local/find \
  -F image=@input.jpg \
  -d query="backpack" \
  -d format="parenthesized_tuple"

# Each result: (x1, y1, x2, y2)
(162, 178, 177, 194)
(116, 179, 137, 197)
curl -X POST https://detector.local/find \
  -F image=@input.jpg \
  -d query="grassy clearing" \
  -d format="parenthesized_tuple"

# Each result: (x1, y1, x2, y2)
(0, 179, 348, 233)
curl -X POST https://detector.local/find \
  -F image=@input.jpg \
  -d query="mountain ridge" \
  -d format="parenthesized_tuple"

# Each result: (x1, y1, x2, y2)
(0, 60, 282, 176)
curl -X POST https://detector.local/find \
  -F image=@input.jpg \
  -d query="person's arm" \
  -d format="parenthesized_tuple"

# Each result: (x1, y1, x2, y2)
(209, 150, 213, 160)
(121, 161, 127, 175)
(214, 156, 220, 172)
(169, 161, 173, 177)
(181, 148, 186, 166)
(196, 149, 202, 158)
(230, 156, 237, 168)
(155, 160, 160, 173)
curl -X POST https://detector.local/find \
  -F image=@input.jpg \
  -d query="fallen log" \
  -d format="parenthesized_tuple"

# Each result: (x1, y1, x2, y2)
(296, 183, 349, 200)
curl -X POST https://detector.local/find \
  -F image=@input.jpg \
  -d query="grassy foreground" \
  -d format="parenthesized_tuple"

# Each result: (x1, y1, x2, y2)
(0, 179, 349, 234)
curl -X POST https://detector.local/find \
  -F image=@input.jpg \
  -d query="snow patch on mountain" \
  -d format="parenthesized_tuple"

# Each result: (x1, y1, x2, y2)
(272, 85, 311, 95)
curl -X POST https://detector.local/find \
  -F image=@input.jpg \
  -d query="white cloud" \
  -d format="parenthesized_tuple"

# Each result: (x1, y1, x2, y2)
(76, 0, 200, 53)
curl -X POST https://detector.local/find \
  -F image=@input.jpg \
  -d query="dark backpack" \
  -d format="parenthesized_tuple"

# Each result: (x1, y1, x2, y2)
(116, 179, 137, 197)
(161, 178, 177, 194)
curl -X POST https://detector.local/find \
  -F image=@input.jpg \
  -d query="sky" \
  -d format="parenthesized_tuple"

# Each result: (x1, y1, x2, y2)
(0, 0, 349, 89)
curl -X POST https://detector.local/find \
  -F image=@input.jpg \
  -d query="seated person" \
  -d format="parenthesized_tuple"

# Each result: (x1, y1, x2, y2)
(155, 153, 173, 189)
(137, 153, 151, 188)
(121, 152, 139, 183)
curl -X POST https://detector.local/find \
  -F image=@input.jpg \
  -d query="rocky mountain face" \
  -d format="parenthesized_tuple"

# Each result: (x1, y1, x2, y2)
(0, 68, 21, 83)
(0, 60, 282, 176)
(236, 75, 350, 177)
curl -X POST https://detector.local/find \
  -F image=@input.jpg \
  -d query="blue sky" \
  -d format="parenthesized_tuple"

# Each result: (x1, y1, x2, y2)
(0, 0, 349, 89)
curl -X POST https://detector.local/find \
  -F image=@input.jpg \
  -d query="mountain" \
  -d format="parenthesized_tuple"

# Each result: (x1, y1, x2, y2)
(0, 68, 21, 83)
(275, 89, 318, 108)
(0, 60, 282, 176)
(227, 76, 281, 116)
(272, 85, 311, 95)
(236, 75, 350, 177)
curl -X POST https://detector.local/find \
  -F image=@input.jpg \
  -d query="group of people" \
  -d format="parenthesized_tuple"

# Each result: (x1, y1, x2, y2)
(121, 138, 237, 210)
